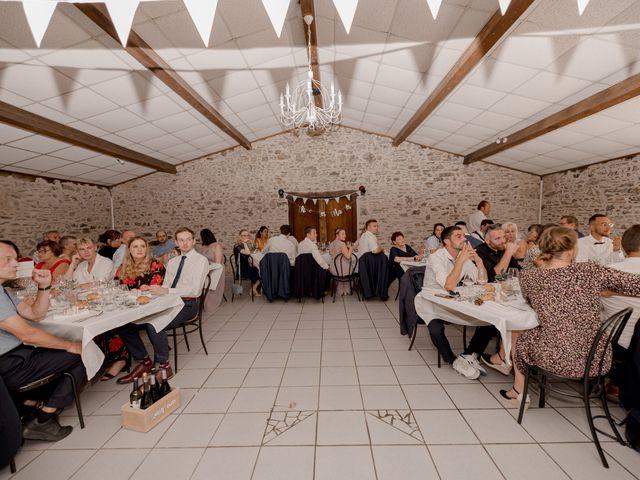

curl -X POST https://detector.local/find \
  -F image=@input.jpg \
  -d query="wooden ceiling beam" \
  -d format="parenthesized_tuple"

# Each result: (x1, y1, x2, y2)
(300, 0, 323, 108)
(392, 0, 536, 146)
(76, 3, 252, 150)
(0, 100, 176, 173)
(464, 72, 640, 164)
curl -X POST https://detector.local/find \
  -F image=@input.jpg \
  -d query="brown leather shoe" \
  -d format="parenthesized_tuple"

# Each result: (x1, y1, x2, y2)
(117, 360, 153, 384)
(156, 365, 174, 384)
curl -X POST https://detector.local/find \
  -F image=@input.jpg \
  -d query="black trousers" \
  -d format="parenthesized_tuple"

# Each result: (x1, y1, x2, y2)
(427, 320, 497, 364)
(0, 345, 86, 409)
(0, 376, 21, 469)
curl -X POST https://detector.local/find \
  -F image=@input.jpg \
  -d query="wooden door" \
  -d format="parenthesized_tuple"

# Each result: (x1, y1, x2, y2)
(325, 196, 357, 243)
(289, 197, 320, 241)
(288, 193, 358, 243)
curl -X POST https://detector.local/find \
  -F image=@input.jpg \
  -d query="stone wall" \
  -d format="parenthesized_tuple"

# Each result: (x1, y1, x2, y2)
(0, 173, 112, 255)
(542, 156, 640, 234)
(111, 128, 540, 249)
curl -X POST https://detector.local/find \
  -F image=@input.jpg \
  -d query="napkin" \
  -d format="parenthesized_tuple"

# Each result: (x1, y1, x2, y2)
(52, 309, 94, 323)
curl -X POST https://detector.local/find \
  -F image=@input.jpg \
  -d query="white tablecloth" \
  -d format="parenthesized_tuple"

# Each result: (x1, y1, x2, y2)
(40, 294, 185, 379)
(400, 259, 427, 272)
(414, 288, 539, 364)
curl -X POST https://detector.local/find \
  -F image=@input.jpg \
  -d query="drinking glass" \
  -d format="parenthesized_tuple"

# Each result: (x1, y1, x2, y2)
(507, 268, 519, 281)
(477, 269, 488, 286)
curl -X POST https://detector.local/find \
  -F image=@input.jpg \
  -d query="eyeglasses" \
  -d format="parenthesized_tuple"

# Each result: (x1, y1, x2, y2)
(37, 248, 51, 254)
(597, 222, 614, 228)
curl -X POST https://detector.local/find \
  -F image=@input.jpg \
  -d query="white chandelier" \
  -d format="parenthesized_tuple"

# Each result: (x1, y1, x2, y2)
(280, 15, 342, 133)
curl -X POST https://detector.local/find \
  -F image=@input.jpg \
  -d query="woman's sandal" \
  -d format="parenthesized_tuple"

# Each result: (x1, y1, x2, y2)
(499, 387, 530, 410)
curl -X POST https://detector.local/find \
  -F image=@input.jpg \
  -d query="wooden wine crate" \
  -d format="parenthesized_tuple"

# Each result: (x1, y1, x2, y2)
(121, 387, 180, 433)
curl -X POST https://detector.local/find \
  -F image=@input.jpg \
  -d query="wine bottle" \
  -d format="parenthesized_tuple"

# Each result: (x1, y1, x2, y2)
(159, 368, 171, 398)
(140, 374, 152, 410)
(149, 370, 160, 403)
(129, 378, 141, 409)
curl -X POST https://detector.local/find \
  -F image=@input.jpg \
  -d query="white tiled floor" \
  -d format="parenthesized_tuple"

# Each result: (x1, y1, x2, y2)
(3, 292, 640, 480)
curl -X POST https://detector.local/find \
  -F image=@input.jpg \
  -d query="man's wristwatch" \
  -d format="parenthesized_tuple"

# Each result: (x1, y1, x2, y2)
(38, 285, 52, 291)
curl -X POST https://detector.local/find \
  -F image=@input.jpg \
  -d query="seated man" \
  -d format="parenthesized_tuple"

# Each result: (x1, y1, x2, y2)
(455, 221, 482, 248)
(424, 226, 493, 379)
(358, 219, 384, 255)
(0, 241, 85, 441)
(470, 219, 494, 243)
(152, 229, 177, 260)
(559, 215, 584, 238)
(476, 224, 520, 283)
(576, 213, 624, 264)
(263, 224, 297, 266)
(117, 227, 209, 383)
(112, 229, 136, 273)
(63, 238, 114, 287)
(297, 227, 329, 270)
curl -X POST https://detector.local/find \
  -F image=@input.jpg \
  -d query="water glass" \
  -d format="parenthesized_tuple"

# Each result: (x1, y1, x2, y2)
(507, 268, 519, 280)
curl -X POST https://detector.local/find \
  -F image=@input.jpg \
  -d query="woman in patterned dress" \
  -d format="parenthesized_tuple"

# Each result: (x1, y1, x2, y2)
(500, 226, 640, 406)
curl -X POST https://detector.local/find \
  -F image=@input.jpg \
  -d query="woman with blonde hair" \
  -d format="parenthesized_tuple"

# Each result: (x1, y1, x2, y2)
(502, 222, 527, 261)
(329, 228, 354, 296)
(499, 226, 640, 407)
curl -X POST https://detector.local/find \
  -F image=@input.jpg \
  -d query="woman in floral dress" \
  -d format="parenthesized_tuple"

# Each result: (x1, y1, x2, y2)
(500, 227, 640, 406)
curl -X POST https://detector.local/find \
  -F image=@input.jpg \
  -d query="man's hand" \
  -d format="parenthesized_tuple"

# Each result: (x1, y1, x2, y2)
(613, 236, 622, 252)
(147, 285, 168, 295)
(32, 268, 52, 288)
(66, 341, 82, 355)
(505, 242, 519, 257)
(456, 242, 475, 264)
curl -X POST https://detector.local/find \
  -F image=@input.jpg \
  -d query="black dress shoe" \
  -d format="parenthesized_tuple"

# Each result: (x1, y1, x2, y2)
(23, 416, 73, 442)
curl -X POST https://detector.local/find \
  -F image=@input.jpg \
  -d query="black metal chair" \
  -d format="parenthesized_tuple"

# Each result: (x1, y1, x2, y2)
(330, 253, 359, 302)
(222, 254, 228, 303)
(230, 252, 255, 302)
(517, 307, 633, 468)
(166, 274, 211, 372)
(15, 372, 85, 429)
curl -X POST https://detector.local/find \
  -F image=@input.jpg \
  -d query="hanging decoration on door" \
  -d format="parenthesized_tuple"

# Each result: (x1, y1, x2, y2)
(279, 187, 362, 218)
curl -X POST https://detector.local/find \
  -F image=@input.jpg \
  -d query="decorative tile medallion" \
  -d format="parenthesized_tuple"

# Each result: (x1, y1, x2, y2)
(263, 410, 315, 444)
(367, 409, 424, 442)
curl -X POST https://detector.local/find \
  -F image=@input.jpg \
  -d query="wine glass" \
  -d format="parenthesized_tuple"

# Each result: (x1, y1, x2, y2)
(477, 269, 488, 286)
(507, 268, 519, 280)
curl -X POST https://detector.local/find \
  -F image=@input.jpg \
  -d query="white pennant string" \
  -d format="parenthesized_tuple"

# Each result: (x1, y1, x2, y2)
(105, 0, 139, 46)
(425, 0, 442, 20)
(292, 196, 297, 202)
(22, 1, 58, 47)
(312, 199, 318, 205)
(332, 0, 359, 34)
(324, 198, 330, 205)
(260, 0, 291, 37)
(183, 0, 219, 46)
(497, 0, 511, 15)
(577, 0, 590, 15)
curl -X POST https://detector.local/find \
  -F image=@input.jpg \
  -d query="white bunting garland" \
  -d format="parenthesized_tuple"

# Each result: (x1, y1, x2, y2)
(183, 0, 219, 46)
(332, 0, 359, 34)
(577, 0, 590, 15)
(425, 0, 442, 20)
(22, 1, 58, 47)
(260, 0, 291, 38)
(105, 0, 139, 46)
(497, 0, 511, 15)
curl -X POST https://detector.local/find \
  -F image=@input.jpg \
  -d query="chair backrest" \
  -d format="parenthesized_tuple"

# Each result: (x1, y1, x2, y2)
(195, 273, 212, 321)
(409, 268, 425, 295)
(585, 307, 633, 379)
(334, 253, 358, 277)
(223, 254, 227, 265)
(230, 252, 238, 281)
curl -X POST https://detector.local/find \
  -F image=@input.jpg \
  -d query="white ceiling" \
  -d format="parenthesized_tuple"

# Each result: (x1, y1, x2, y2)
(0, 0, 639, 185)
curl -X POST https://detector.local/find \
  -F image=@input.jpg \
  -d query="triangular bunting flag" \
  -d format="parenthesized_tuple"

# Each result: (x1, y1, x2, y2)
(184, 0, 219, 46)
(312, 199, 318, 205)
(577, 0, 590, 15)
(292, 195, 297, 202)
(425, 0, 442, 20)
(105, 0, 139, 46)
(335, 197, 340, 203)
(23, 1, 58, 48)
(332, 0, 359, 34)
(497, 0, 511, 15)
(324, 198, 330, 204)
(260, 0, 291, 38)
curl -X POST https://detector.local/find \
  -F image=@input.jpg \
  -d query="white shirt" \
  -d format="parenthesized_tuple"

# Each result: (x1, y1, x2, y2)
(73, 254, 114, 284)
(576, 234, 624, 265)
(288, 236, 299, 248)
(468, 210, 486, 234)
(470, 230, 485, 242)
(162, 248, 210, 298)
(112, 244, 127, 273)
(297, 238, 329, 269)
(358, 230, 379, 254)
(263, 234, 297, 266)
(601, 257, 640, 349)
(424, 247, 478, 290)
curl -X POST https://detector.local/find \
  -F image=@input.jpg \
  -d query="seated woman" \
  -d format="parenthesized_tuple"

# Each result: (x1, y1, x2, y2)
(196, 228, 224, 264)
(234, 229, 261, 296)
(100, 237, 165, 380)
(97, 230, 121, 260)
(389, 231, 422, 285)
(329, 228, 354, 296)
(34, 240, 70, 281)
(500, 227, 640, 407)
(424, 223, 444, 255)
(255, 226, 269, 252)
(59, 235, 77, 261)
(502, 222, 527, 261)
(519, 224, 543, 269)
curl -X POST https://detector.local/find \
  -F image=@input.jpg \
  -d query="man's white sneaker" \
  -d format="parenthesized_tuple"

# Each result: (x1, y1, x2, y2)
(460, 354, 487, 376)
(452, 356, 480, 380)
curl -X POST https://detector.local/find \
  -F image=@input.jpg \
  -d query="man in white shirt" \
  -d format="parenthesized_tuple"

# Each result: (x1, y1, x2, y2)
(358, 219, 384, 255)
(470, 219, 494, 243)
(64, 238, 113, 287)
(424, 225, 496, 380)
(117, 227, 209, 383)
(112, 229, 136, 274)
(576, 214, 624, 264)
(152, 229, 177, 259)
(263, 225, 297, 266)
(297, 227, 329, 270)
(468, 200, 491, 234)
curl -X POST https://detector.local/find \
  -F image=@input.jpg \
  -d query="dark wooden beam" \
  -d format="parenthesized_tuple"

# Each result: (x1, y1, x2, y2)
(76, 3, 252, 150)
(300, 0, 323, 108)
(0, 100, 176, 173)
(392, 0, 536, 146)
(465, 72, 640, 164)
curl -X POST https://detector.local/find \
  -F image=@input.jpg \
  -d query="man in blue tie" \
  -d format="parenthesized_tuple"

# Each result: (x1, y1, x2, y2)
(117, 227, 209, 383)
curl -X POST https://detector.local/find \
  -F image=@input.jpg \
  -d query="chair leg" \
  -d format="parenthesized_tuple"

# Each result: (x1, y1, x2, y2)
(173, 328, 179, 373)
(517, 365, 531, 424)
(198, 320, 208, 356)
(332, 281, 337, 303)
(182, 325, 190, 352)
(64, 372, 84, 429)
(599, 379, 625, 445)
(584, 379, 609, 468)
(437, 352, 441, 369)
(408, 325, 418, 351)
(10, 458, 16, 474)
(223, 294, 228, 303)
(538, 374, 547, 408)
(462, 326, 467, 351)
